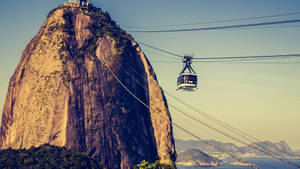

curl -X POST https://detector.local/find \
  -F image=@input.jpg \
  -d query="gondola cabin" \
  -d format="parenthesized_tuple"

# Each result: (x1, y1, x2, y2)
(177, 56, 198, 91)
(177, 73, 198, 90)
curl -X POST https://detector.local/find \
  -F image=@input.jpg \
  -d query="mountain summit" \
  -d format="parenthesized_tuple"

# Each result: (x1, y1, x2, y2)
(0, 4, 176, 169)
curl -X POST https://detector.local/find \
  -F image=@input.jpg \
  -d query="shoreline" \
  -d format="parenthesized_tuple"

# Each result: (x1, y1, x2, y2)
(176, 161, 222, 167)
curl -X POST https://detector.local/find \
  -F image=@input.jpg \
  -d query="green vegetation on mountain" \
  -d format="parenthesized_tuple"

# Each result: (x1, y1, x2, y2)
(0, 144, 178, 169)
(0, 144, 105, 169)
(137, 160, 176, 169)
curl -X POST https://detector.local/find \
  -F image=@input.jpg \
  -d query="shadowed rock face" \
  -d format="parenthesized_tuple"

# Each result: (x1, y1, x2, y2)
(0, 6, 176, 169)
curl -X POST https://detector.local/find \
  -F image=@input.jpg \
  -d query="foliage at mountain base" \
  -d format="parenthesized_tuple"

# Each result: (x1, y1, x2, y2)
(137, 160, 176, 169)
(0, 144, 105, 169)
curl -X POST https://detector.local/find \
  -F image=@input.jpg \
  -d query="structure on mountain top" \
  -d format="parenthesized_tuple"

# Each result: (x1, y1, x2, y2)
(64, 0, 92, 7)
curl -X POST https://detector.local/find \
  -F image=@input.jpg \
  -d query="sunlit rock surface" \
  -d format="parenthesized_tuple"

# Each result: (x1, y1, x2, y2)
(0, 6, 176, 169)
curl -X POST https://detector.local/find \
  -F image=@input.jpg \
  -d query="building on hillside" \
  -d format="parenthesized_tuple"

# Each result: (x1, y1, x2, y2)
(64, 0, 92, 7)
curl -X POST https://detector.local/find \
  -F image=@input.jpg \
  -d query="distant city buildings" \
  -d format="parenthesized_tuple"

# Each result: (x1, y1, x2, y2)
(64, 0, 92, 7)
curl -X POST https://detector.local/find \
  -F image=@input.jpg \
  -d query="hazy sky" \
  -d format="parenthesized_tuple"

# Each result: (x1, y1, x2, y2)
(1, 0, 300, 150)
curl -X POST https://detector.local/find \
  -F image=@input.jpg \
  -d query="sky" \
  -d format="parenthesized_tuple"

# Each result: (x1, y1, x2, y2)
(0, 0, 300, 150)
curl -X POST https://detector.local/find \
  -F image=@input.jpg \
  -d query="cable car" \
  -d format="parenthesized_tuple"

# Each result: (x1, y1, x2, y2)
(177, 56, 198, 91)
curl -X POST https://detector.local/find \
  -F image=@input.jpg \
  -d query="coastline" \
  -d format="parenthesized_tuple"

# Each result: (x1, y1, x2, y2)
(177, 157, 300, 169)
(229, 161, 257, 167)
(176, 161, 223, 167)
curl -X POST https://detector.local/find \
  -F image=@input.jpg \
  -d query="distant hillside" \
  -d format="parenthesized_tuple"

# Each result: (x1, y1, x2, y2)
(175, 139, 240, 153)
(0, 144, 105, 169)
(176, 149, 223, 167)
(240, 140, 296, 157)
(175, 139, 298, 158)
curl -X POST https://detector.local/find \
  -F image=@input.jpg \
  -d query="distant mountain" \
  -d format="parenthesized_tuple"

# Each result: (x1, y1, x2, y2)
(175, 139, 298, 158)
(175, 139, 240, 153)
(176, 149, 223, 167)
(240, 140, 296, 157)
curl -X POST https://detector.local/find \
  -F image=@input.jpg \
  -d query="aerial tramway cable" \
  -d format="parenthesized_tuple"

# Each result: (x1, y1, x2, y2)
(129, 19, 300, 33)
(123, 11, 300, 28)
(138, 42, 182, 59)
(139, 42, 300, 62)
(192, 54, 300, 60)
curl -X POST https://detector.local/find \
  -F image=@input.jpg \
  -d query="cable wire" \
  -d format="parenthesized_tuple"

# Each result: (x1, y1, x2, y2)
(129, 19, 300, 33)
(138, 42, 182, 59)
(123, 11, 300, 28)
(151, 61, 300, 64)
(193, 54, 300, 60)
(139, 42, 300, 61)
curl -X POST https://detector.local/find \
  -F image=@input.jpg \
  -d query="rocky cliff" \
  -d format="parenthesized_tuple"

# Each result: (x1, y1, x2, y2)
(0, 5, 176, 169)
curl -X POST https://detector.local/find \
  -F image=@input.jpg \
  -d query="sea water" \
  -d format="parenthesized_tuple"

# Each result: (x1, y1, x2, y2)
(177, 158, 300, 169)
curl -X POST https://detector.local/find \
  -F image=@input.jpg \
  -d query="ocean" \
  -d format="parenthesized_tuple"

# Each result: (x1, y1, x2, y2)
(177, 158, 300, 169)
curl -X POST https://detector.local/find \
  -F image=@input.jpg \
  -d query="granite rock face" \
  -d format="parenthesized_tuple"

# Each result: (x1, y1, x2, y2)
(0, 6, 176, 169)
